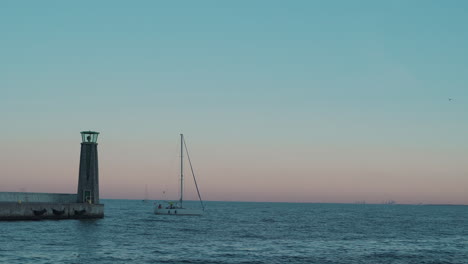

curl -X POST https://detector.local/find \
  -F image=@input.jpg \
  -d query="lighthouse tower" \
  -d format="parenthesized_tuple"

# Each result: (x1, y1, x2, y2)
(77, 131, 100, 204)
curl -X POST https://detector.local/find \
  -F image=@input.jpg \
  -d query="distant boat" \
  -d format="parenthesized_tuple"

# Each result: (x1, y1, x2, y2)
(154, 134, 205, 216)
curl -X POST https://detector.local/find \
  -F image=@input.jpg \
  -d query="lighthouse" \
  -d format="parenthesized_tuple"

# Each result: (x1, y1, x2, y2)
(77, 131, 100, 204)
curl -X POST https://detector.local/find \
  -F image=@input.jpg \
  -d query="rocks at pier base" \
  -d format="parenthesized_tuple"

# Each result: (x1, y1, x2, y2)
(0, 202, 104, 220)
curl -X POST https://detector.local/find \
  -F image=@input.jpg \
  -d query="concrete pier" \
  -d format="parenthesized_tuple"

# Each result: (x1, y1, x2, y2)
(0, 131, 104, 221)
(0, 192, 77, 203)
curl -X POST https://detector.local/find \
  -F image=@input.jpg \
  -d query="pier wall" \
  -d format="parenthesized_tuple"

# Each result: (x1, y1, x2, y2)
(0, 192, 77, 203)
(0, 202, 104, 220)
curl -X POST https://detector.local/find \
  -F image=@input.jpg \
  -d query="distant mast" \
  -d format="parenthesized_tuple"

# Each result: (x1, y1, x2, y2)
(180, 134, 184, 208)
(144, 184, 148, 202)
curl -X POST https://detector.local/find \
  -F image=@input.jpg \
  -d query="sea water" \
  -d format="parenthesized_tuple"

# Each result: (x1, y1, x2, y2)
(0, 200, 467, 264)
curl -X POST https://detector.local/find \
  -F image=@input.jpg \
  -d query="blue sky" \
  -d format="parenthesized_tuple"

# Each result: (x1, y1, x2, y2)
(1, 1, 467, 203)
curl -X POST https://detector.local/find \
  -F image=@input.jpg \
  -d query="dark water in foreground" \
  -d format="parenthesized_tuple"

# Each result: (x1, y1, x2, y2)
(0, 200, 467, 264)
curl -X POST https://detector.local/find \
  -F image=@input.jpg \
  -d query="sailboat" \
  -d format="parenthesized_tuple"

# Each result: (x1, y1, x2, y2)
(154, 134, 205, 216)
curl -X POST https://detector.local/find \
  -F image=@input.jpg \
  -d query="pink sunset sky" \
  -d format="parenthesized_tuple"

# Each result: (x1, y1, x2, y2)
(1, 130, 467, 205)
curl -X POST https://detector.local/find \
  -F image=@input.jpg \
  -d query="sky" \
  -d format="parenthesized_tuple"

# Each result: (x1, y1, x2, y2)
(1, 0, 467, 204)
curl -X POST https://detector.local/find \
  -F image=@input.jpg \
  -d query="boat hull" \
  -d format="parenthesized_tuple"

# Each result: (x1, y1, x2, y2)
(154, 208, 203, 216)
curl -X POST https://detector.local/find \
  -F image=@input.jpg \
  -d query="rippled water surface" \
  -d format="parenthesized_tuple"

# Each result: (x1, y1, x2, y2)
(1, 200, 467, 263)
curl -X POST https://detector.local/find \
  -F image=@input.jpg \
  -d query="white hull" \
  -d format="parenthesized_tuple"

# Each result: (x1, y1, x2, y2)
(154, 208, 203, 216)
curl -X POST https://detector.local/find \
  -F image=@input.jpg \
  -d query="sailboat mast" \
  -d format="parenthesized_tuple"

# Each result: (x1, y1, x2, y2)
(180, 134, 184, 207)
(144, 184, 148, 202)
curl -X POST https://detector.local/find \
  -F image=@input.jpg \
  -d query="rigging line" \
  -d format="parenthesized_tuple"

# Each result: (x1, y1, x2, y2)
(183, 137, 205, 211)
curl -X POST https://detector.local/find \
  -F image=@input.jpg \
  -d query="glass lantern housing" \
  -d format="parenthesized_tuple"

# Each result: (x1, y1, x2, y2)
(81, 131, 99, 143)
